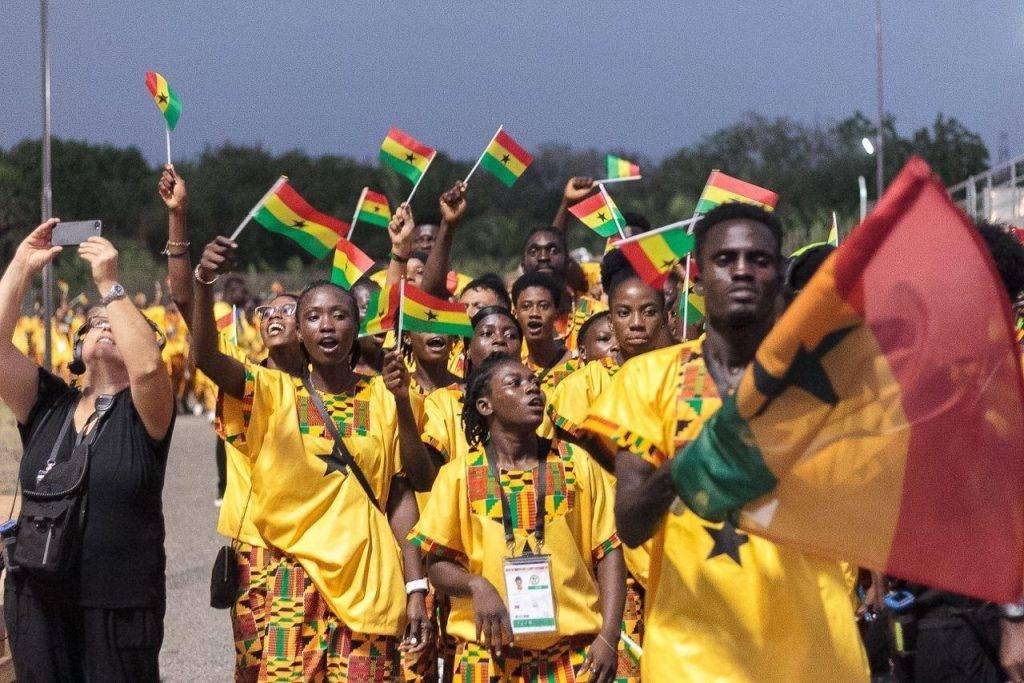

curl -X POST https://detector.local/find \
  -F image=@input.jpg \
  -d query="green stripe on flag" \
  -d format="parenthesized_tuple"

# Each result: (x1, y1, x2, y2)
(480, 153, 520, 187)
(695, 198, 718, 214)
(380, 151, 423, 183)
(670, 394, 777, 522)
(403, 315, 473, 337)
(357, 210, 390, 228)
(253, 206, 331, 259)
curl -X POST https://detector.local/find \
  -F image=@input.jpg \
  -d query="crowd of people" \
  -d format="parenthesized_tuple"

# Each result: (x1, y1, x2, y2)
(2, 159, 1024, 682)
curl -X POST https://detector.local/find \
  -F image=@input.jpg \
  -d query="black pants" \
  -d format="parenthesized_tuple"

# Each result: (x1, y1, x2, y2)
(216, 437, 227, 497)
(4, 574, 164, 682)
(911, 618, 1004, 682)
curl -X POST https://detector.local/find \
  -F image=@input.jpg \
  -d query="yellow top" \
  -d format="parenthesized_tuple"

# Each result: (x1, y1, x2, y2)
(421, 385, 467, 463)
(14, 315, 43, 362)
(219, 365, 407, 635)
(411, 440, 619, 649)
(214, 301, 266, 363)
(557, 294, 607, 351)
(582, 342, 868, 682)
(524, 353, 580, 397)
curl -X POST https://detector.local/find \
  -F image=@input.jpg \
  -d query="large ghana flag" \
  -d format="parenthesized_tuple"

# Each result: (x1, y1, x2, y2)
(695, 170, 778, 215)
(617, 225, 694, 287)
(252, 181, 346, 259)
(330, 238, 374, 290)
(401, 283, 473, 337)
(144, 71, 182, 130)
(569, 190, 625, 238)
(478, 128, 533, 186)
(379, 127, 435, 183)
(670, 157, 1024, 603)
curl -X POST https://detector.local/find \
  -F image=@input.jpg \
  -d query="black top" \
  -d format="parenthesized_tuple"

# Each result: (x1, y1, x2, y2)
(15, 369, 173, 608)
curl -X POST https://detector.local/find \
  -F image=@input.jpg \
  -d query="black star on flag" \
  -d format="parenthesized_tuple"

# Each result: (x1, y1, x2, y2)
(661, 259, 676, 268)
(426, 310, 439, 321)
(501, 154, 511, 164)
(316, 448, 348, 477)
(405, 153, 415, 163)
(597, 212, 607, 221)
(751, 325, 856, 416)
(157, 93, 168, 105)
(704, 521, 749, 565)
(292, 220, 307, 229)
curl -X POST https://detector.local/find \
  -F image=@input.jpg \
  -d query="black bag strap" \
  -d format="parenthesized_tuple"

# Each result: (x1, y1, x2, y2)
(301, 374, 381, 511)
(26, 394, 115, 501)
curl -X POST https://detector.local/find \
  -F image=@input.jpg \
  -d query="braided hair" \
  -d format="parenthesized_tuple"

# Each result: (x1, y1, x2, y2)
(461, 352, 516, 448)
(295, 280, 361, 370)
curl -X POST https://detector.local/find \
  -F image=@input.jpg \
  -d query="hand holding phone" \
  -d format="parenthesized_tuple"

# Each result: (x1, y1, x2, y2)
(52, 220, 102, 246)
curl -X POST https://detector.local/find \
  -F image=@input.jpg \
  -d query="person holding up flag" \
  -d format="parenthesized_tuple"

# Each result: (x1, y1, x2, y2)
(580, 201, 868, 681)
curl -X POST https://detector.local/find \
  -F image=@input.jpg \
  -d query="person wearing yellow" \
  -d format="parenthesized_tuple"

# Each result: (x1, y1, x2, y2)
(411, 355, 626, 682)
(193, 234, 432, 679)
(575, 312, 617, 365)
(581, 203, 868, 682)
(512, 272, 579, 395)
(13, 312, 43, 363)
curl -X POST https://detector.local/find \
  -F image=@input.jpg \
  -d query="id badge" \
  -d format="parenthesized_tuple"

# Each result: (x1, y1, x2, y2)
(503, 554, 557, 635)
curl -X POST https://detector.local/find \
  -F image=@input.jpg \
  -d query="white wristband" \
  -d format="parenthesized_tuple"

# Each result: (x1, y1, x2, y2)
(405, 578, 429, 595)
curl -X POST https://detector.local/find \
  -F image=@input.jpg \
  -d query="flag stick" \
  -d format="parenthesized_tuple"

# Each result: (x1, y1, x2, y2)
(592, 175, 641, 185)
(463, 125, 502, 185)
(347, 186, 368, 240)
(599, 183, 628, 241)
(620, 630, 644, 660)
(394, 278, 405, 349)
(229, 175, 289, 241)
(230, 305, 238, 346)
(614, 217, 699, 245)
(164, 125, 172, 166)
(406, 152, 436, 205)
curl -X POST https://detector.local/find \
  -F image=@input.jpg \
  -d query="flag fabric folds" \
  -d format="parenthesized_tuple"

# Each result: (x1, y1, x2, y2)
(216, 309, 235, 332)
(330, 238, 374, 290)
(359, 285, 399, 336)
(695, 170, 778, 215)
(617, 227, 694, 288)
(252, 181, 346, 259)
(380, 127, 435, 183)
(356, 190, 391, 228)
(670, 157, 1024, 603)
(402, 284, 473, 337)
(479, 129, 533, 186)
(569, 191, 625, 238)
(606, 154, 640, 180)
(679, 283, 705, 325)
(144, 71, 182, 131)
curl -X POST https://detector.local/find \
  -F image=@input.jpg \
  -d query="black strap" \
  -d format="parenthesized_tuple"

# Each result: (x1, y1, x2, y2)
(484, 440, 547, 553)
(29, 394, 115, 500)
(301, 374, 381, 511)
(44, 405, 77, 470)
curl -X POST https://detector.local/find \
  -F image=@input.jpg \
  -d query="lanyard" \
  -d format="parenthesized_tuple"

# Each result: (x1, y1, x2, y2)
(484, 441, 547, 553)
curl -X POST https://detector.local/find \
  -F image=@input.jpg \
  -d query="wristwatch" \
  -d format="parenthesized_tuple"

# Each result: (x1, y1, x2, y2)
(100, 282, 127, 306)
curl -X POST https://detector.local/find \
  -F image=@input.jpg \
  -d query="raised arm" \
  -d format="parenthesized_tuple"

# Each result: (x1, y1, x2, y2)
(552, 176, 595, 236)
(78, 237, 174, 439)
(384, 204, 416, 286)
(157, 164, 193, 328)
(421, 182, 467, 298)
(191, 237, 246, 398)
(382, 349, 443, 491)
(0, 220, 63, 423)
(614, 452, 677, 547)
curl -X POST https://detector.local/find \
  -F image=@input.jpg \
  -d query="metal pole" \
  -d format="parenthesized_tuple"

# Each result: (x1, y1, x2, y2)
(874, 0, 885, 201)
(40, 0, 54, 370)
(858, 176, 868, 222)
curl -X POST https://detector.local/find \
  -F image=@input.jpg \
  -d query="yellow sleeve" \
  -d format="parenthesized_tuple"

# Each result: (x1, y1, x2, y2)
(581, 347, 681, 467)
(369, 377, 402, 481)
(421, 389, 459, 461)
(547, 363, 596, 437)
(216, 363, 286, 460)
(408, 460, 470, 565)
(578, 449, 621, 562)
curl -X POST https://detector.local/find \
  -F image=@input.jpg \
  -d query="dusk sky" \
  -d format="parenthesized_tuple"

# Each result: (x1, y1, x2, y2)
(3, 2, 1022, 181)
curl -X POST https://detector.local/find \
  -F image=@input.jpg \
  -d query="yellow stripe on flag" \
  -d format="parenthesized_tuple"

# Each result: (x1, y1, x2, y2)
(701, 185, 776, 211)
(263, 194, 341, 247)
(485, 140, 529, 177)
(381, 136, 431, 173)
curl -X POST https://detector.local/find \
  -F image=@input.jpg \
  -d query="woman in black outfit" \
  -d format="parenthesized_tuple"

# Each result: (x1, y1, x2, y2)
(0, 219, 175, 681)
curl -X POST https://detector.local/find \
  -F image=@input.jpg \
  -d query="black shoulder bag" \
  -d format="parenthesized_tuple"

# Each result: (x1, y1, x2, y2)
(209, 484, 251, 610)
(301, 374, 381, 510)
(13, 394, 114, 577)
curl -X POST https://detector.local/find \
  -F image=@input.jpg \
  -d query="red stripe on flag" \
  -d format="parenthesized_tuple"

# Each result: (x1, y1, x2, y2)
(145, 71, 158, 96)
(403, 283, 468, 314)
(706, 170, 779, 207)
(336, 237, 374, 271)
(364, 190, 389, 205)
(275, 182, 348, 235)
(494, 130, 533, 166)
(386, 127, 435, 158)
(569, 192, 607, 217)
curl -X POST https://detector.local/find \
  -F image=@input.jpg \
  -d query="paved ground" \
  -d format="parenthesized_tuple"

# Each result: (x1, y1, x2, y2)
(159, 414, 235, 681)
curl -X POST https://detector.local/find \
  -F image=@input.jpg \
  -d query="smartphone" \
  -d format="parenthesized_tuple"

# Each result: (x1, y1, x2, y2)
(52, 220, 102, 246)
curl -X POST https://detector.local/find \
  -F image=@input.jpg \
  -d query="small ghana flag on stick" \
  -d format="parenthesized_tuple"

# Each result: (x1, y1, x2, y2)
(616, 221, 695, 288)
(670, 157, 1024, 603)
(401, 283, 473, 337)
(229, 176, 346, 260)
(217, 306, 239, 345)
(360, 284, 400, 337)
(599, 154, 641, 184)
(569, 184, 626, 238)
(464, 126, 533, 187)
(144, 71, 182, 164)
(380, 127, 436, 203)
(347, 187, 392, 240)
(695, 170, 779, 214)
(330, 238, 374, 290)
(679, 281, 705, 326)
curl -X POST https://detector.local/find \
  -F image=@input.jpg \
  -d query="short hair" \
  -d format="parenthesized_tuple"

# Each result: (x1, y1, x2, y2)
(350, 277, 380, 297)
(296, 280, 358, 319)
(622, 211, 651, 233)
(222, 274, 247, 291)
(511, 272, 563, 308)
(470, 306, 522, 335)
(977, 221, 1024, 301)
(461, 353, 517, 448)
(408, 250, 430, 265)
(463, 273, 512, 310)
(524, 225, 566, 249)
(576, 310, 610, 348)
(600, 248, 665, 306)
(784, 243, 835, 294)
(693, 202, 784, 263)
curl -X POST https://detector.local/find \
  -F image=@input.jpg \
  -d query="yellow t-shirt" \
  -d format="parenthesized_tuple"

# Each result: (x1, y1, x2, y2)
(557, 294, 607, 351)
(524, 353, 580, 397)
(421, 385, 467, 463)
(219, 365, 407, 635)
(582, 342, 868, 682)
(213, 301, 266, 363)
(410, 440, 620, 650)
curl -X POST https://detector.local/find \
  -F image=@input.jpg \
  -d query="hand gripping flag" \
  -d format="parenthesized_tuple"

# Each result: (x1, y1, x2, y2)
(670, 157, 1024, 603)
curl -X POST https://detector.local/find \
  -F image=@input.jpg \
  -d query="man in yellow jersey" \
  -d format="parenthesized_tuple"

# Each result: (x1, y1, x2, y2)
(582, 202, 868, 682)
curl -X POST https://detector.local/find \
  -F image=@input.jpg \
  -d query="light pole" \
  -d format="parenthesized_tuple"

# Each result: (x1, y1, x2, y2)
(40, 0, 54, 370)
(874, 0, 885, 200)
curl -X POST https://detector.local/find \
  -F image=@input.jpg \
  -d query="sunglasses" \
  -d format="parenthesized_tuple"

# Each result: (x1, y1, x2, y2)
(254, 303, 297, 320)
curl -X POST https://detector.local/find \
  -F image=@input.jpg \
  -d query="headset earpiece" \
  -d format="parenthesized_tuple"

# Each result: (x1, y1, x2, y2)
(68, 321, 89, 375)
